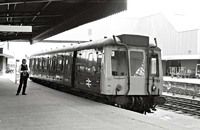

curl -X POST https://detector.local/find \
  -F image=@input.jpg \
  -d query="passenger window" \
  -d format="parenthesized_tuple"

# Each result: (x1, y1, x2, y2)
(130, 51, 145, 77)
(111, 51, 127, 76)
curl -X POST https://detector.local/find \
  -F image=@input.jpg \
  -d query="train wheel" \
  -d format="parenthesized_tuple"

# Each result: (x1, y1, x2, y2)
(132, 97, 145, 114)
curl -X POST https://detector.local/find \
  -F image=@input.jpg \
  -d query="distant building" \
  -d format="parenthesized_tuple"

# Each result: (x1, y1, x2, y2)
(135, 13, 200, 77)
(0, 42, 14, 74)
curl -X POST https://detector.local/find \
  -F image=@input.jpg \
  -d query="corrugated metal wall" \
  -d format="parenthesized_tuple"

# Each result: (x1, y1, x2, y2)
(179, 30, 198, 55)
(135, 14, 200, 57)
(136, 14, 180, 56)
(197, 30, 200, 54)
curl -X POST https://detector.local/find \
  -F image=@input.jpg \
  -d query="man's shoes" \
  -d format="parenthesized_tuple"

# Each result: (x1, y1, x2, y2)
(16, 93, 19, 96)
(22, 93, 27, 95)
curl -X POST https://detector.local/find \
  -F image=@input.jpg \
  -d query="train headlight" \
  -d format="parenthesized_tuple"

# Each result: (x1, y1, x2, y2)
(152, 85, 157, 91)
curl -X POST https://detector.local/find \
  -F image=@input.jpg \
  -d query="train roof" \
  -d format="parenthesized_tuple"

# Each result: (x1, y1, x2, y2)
(31, 34, 150, 56)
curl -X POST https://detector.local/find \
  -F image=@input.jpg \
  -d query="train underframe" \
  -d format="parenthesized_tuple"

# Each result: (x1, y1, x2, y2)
(30, 77, 164, 114)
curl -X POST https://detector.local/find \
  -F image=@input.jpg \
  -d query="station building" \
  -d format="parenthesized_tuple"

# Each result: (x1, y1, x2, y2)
(0, 42, 14, 74)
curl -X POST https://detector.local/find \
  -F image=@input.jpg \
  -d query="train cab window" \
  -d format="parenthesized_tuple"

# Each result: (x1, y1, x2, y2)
(111, 51, 127, 76)
(130, 51, 144, 77)
(150, 54, 159, 76)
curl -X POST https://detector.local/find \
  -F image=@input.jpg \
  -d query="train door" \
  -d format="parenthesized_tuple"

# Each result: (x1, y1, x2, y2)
(63, 52, 73, 86)
(74, 49, 101, 93)
(41, 57, 47, 78)
(43, 56, 50, 79)
(56, 54, 64, 84)
(128, 50, 146, 95)
(101, 47, 128, 95)
(37, 57, 43, 77)
(49, 55, 57, 80)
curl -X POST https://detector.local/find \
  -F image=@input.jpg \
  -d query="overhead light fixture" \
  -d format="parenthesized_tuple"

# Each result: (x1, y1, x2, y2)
(0, 25, 32, 32)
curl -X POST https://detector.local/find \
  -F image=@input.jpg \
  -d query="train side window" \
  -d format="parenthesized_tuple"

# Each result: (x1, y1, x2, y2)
(130, 51, 144, 77)
(111, 51, 127, 76)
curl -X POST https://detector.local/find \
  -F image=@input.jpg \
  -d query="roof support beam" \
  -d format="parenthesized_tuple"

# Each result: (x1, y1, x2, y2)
(0, 0, 64, 5)
(0, 14, 62, 19)
(0, 25, 32, 32)
(31, 0, 127, 44)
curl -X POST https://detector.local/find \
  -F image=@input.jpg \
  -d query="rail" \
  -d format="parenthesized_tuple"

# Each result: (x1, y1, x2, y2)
(159, 95, 200, 116)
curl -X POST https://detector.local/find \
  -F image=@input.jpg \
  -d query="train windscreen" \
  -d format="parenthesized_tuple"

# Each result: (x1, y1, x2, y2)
(111, 51, 128, 76)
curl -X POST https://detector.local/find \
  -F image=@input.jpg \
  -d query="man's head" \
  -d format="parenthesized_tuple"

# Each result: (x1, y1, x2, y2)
(22, 59, 26, 64)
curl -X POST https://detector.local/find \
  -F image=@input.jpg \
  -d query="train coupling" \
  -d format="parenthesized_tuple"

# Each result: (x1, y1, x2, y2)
(154, 96, 166, 105)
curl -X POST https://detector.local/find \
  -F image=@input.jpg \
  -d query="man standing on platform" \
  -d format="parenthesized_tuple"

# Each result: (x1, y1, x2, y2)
(16, 59, 29, 95)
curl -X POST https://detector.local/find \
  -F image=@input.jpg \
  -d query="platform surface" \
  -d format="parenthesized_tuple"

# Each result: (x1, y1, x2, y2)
(0, 74, 194, 130)
(164, 76, 200, 84)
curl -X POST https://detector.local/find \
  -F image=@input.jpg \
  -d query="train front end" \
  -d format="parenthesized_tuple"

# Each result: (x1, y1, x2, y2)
(101, 35, 166, 113)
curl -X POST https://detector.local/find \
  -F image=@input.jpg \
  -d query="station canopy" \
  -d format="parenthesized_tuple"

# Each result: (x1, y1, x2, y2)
(0, 0, 127, 44)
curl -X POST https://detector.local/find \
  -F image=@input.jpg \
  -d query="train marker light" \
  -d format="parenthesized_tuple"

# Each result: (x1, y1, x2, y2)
(152, 85, 157, 91)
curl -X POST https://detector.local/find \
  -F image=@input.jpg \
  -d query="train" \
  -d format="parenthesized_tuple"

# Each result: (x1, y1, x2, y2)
(29, 34, 166, 113)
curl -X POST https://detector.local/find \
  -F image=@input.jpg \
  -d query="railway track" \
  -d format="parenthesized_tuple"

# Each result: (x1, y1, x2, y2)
(159, 95, 200, 116)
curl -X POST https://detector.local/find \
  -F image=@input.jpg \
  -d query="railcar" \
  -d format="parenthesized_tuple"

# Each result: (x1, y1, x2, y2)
(29, 34, 166, 113)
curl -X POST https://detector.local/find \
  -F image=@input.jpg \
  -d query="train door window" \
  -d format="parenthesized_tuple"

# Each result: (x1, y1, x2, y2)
(111, 51, 127, 76)
(44, 58, 48, 70)
(95, 50, 102, 72)
(33, 59, 35, 69)
(65, 56, 69, 70)
(51, 56, 56, 70)
(77, 50, 86, 72)
(42, 58, 45, 69)
(57, 57, 63, 70)
(130, 51, 144, 77)
(35, 58, 38, 69)
(38, 58, 41, 69)
(150, 54, 159, 76)
(29, 59, 33, 70)
(38, 58, 42, 69)
(49, 58, 53, 70)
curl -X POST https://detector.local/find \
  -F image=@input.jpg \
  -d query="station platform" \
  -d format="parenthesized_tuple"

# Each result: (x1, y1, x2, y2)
(164, 76, 200, 84)
(0, 75, 193, 130)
